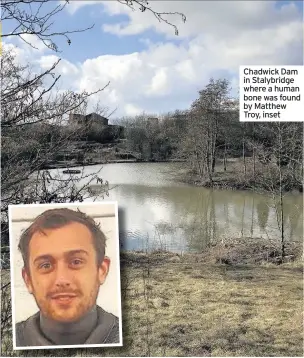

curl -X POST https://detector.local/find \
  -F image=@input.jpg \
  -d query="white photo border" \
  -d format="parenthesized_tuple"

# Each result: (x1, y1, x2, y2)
(8, 201, 123, 350)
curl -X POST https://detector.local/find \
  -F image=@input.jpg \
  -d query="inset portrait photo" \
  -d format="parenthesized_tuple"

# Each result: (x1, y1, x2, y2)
(8, 202, 122, 350)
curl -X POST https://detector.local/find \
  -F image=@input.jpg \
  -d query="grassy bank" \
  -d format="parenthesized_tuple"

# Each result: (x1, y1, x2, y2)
(180, 157, 303, 193)
(106, 241, 303, 357)
(1, 240, 303, 357)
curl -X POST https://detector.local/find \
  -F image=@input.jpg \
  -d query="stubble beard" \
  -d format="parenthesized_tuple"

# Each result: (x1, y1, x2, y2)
(34, 277, 101, 323)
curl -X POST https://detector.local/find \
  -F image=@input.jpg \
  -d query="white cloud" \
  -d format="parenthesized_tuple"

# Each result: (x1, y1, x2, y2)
(38, 55, 60, 69)
(19, 34, 47, 52)
(175, 59, 196, 82)
(64, 0, 100, 15)
(102, 21, 147, 36)
(124, 103, 143, 116)
(146, 68, 169, 96)
(3, 34, 48, 65)
(34, 55, 80, 91)
(38, 55, 79, 76)
(71, 0, 302, 116)
(6, 1, 303, 118)
(100, 0, 301, 39)
(2, 42, 27, 63)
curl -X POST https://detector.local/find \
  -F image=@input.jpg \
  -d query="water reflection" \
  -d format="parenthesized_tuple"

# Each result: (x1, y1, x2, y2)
(52, 163, 303, 253)
(256, 200, 270, 231)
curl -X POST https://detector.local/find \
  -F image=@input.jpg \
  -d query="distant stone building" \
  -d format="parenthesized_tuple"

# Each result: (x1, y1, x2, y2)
(69, 112, 124, 140)
(69, 112, 109, 127)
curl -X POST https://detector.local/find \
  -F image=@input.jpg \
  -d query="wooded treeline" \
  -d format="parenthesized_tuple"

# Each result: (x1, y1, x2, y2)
(118, 78, 303, 192)
(3, 72, 303, 193)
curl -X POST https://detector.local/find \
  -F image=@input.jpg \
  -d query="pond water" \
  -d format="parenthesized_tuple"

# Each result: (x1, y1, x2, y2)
(54, 162, 303, 253)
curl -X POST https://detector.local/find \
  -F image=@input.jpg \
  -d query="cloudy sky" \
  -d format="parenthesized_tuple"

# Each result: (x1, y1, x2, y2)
(5, 0, 304, 121)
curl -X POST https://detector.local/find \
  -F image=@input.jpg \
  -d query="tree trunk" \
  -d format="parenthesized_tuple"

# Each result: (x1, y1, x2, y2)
(211, 134, 217, 174)
(243, 139, 246, 176)
(241, 197, 245, 237)
(278, 123, 285, 262)
(242, 123, 247, 177)
(212, 154, 216, 173)
(253, 146, 256, 181)
(252, 123, 256, 184)
(250, 197, 255, 238)
(223, 140, 227, 171)
(280, 183, 285, 262)
(206, 151, 213, 185)
(206, 131, 213, 185)
(195, 151, 203, 179)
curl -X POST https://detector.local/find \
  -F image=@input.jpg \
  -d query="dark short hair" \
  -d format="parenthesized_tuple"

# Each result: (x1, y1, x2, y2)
(18, 208, 106, 270)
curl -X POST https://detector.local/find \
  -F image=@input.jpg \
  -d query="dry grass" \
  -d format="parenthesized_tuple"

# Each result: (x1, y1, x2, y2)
(99, 252, 303, 357)
(2, 249, 303, 357)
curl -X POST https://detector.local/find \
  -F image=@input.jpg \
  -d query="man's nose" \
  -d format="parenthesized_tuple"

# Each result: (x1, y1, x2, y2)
(54, 264, 72, 288)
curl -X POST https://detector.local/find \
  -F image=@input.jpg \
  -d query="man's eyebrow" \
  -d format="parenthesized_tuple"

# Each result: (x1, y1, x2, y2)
(64, 250, 89, 257)
(33, 255, 53, 265)
(33, 250, 89, 265)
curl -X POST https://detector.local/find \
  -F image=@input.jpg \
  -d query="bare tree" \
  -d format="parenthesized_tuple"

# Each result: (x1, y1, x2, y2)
(118, 113, 164, 161)
(117, 0, 186, 35)
(1, 48, 109, 129)
(1, 0, 93, 51)
(1, 2, 186, 354)
(179, 110, 206, 180)
(1, 0, 186, 234)
(180, 79, 233, 184)
(0, 48, 109, 349)
(1, 0, 186, 52)
(248, 122, 303, 262)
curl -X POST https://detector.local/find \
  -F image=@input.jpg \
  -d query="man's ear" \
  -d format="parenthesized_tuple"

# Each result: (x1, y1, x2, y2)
(22, 267, 33, 294)
(98, 257, 110, 285)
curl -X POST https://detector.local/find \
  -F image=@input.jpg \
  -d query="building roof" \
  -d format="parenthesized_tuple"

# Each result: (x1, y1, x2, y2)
(85, 112, 108, 120)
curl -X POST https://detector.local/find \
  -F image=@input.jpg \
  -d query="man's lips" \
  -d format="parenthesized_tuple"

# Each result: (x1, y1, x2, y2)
(51, 294, 77, 299)
(50, 293, 78, 304)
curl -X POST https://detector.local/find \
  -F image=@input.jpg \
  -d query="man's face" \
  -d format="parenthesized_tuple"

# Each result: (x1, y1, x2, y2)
(22, 222, 110, 323)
